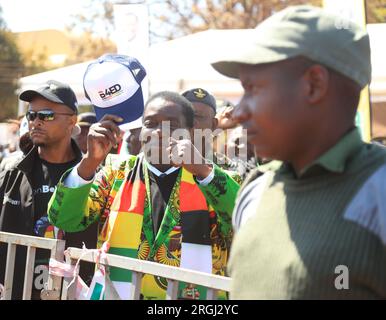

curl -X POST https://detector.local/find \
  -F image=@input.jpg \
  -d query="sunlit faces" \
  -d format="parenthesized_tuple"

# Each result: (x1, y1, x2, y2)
(125, 127, 142, 156)
(140, 120, 247, 165)
(191, 102, 217, 131)
(28, 97, 76, 147)
(140, 97, 248, 165)
(233, 61, 308, 161)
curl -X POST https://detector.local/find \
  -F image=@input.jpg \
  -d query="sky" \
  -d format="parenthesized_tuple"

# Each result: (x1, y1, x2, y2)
(0, 0, 87, 32)
(0, 0, 162, 42)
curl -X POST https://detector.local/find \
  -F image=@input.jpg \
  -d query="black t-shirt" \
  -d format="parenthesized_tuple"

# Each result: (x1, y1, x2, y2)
(148, 169, 180, 236)
(32, 159, 78, 227)
(30, 158, 97, 299)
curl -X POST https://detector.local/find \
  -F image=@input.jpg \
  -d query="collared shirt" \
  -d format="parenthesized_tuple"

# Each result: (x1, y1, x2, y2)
(64, 156, 216, 238)
(146, 165, 181, 235)
(234, 128, 364, 230)
(145, 161, 215, 185)
(229, 128, 386, 299)
(146, 162, 180, 177)
(280, 128, 363, 179)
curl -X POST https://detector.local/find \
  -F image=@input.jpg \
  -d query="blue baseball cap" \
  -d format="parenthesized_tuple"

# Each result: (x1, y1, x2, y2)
(83, 54, 146, 129)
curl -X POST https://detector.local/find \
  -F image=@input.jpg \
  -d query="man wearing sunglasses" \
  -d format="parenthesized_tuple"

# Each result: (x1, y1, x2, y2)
(0, 80, 97, 299)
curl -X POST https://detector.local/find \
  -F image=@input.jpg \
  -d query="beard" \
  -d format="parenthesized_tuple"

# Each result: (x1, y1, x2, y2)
(30, 130, 48, 147)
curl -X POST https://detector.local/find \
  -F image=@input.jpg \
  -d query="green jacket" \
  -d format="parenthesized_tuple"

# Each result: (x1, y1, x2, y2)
(48, 154, 240, 299)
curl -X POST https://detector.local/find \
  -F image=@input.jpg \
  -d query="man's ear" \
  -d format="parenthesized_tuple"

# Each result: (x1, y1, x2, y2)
(212, 117, 218, 131)
(70, 114, 77, 126)
(302, 64, 329, 104)
(68, 115, 78, 135)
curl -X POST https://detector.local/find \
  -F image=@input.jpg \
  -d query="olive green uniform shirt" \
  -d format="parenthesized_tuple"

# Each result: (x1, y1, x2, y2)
(230, 128, 386, 299)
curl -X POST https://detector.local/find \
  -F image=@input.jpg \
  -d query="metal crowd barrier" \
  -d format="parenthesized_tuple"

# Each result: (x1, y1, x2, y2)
(1, 232, 231, 300)
(0, 231, 65, 300)
(63, 247, 231, 300)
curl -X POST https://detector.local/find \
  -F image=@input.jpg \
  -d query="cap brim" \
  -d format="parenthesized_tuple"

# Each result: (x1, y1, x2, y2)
(19, 90, 65, 105)
(119, 117, 142, 131)
(77, 122, 92, 127)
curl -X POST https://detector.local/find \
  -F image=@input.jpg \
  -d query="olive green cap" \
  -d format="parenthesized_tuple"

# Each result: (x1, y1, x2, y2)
(211, 5, 371, 88)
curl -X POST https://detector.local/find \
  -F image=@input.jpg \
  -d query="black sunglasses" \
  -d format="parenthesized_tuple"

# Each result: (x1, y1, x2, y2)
(26, 110, 74, 121)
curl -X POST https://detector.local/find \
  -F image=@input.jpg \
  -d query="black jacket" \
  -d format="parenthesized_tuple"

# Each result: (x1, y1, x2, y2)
(0, 141, 97, 299)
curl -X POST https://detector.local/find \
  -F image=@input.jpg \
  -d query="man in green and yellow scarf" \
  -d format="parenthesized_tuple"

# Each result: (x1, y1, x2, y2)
(48, 91, 240, 300)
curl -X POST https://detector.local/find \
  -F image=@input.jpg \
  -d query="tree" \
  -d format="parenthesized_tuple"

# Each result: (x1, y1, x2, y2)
(150, 0, 322, 40)
(66, 0, 386, 55)
(366, 0, 386, 23)
(68, 0, 323, 44)
(0, 6, 24, 121)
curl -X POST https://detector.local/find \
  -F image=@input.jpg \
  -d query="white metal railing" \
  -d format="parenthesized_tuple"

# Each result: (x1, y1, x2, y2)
(63, 247, 231, 300)
(0, 232, 232, 300)
(0, 231, 65, 300)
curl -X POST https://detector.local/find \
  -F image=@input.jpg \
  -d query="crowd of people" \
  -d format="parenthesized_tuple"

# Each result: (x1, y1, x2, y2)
(1, 5, 386, 300)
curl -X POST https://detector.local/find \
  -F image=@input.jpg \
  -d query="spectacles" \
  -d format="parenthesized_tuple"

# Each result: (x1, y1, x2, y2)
(26, 110, 74, 122)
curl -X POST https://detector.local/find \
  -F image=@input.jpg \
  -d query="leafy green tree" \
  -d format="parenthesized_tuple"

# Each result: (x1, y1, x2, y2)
(0, 6, 24, 121)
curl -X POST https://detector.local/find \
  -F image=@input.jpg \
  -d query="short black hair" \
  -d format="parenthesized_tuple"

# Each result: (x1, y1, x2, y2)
(145, 91, 195, 128)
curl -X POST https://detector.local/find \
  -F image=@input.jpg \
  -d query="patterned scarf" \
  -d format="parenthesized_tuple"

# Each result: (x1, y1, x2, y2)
(92, 155, 228, 300)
